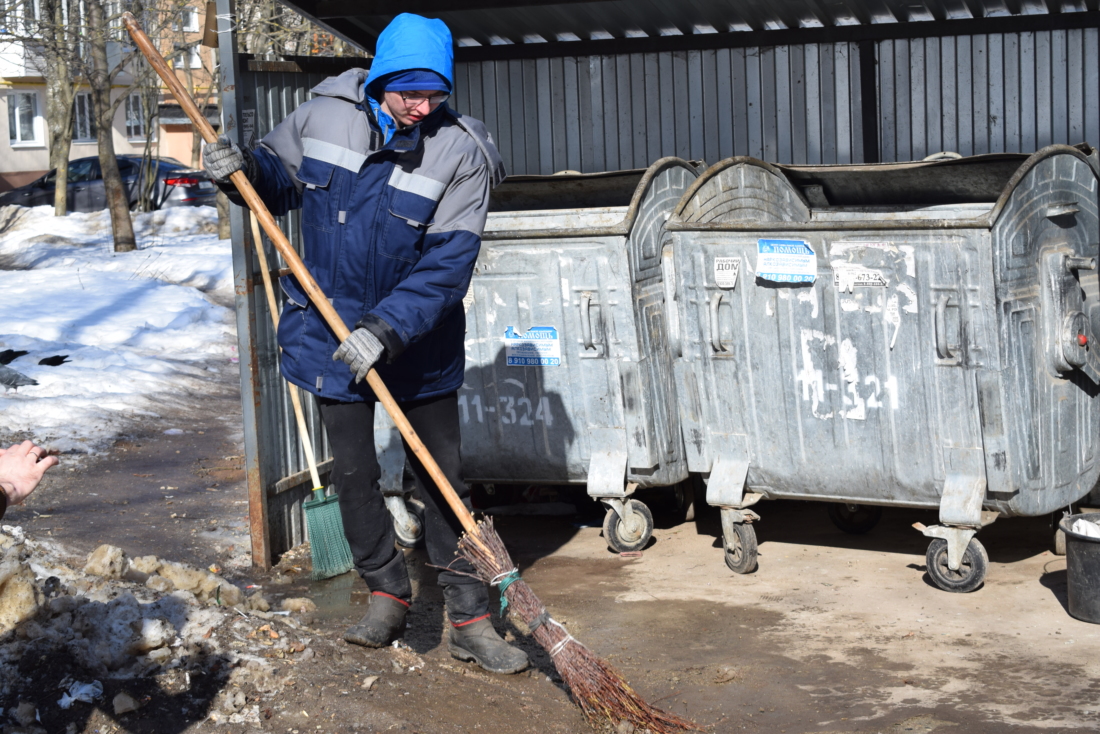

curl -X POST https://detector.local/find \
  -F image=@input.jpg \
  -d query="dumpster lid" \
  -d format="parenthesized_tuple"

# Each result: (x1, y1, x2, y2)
(490, 168, 647, 213)
(485, 158, 700, 238)
(777, 143, 1096, 207)
(777, 154, 1027, 207)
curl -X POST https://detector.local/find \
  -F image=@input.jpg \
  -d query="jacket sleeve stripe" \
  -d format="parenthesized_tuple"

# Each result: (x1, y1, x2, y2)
(301, 137, 367, 172)
(388, 168, 447, 201)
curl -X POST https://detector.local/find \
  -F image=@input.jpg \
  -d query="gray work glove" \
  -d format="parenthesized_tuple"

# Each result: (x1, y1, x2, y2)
(202, 135, 245, 183)
(333, 328, 385, 383)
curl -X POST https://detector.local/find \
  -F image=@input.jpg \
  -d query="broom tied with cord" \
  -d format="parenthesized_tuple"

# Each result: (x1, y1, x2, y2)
(121, 13, 698, 732)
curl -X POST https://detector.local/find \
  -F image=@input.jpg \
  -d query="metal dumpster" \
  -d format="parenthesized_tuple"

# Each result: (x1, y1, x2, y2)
(662, 145, 1100, 591)
(378, 158, 699, 553)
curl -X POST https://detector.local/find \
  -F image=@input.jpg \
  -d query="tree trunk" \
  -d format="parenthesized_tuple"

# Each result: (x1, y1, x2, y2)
(88, 0, 136, 252)
(216, 189, 231, 240)
(192, 125, 203, 169)
(42, 0, 75, 217)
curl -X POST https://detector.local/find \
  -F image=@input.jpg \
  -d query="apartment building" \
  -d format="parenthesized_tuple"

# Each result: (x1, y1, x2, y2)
(0, 1, 217, 192)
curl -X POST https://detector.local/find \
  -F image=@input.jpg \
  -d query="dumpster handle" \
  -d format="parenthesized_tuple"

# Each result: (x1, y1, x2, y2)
(935, 294, 955, 359)
(580, 292, 596, 350)
(661, 244, 681, 357)
(709, 291, 725, 353)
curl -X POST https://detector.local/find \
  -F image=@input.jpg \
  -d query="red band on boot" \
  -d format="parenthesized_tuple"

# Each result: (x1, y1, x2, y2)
(372, 591, 410, 608)
(451, 613, 491, 628)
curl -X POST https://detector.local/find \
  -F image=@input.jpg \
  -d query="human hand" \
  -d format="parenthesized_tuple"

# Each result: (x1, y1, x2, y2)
(333, 328, 385, 383)
(202, 135, 244, 183)
(0, 440, 59, 506)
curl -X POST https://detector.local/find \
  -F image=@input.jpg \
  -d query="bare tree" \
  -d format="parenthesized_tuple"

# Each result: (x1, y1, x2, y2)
(133, 56, 163, 212)
(165, 2, 219, 169)
(39, 0, 80, 216)
(234, 0, 366, 59)
(85, 0, 137, 251)
(2, 0, 81, 216)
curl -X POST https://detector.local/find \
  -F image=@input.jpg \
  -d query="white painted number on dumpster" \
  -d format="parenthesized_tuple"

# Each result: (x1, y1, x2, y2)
(504, 326, 561, 366)
(714, 257, 741, 289)
(756, 239, 817, 284)
(458, 393, 553, 427)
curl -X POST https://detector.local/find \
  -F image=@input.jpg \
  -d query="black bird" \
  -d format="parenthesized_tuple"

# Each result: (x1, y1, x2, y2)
(38, 355, 69, 367)
(0, 363, 37, 390)
(0, 349, 28, 365)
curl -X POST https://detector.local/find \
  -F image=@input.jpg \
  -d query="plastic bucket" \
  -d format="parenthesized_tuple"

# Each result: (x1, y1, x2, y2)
(1059, 513, 1100, 623)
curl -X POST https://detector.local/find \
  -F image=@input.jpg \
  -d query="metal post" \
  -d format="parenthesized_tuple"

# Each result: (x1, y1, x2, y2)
(216, 0, 272, 570)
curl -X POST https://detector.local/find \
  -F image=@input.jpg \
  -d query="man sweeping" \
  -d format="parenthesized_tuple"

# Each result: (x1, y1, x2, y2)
(203, 13, 528, 675)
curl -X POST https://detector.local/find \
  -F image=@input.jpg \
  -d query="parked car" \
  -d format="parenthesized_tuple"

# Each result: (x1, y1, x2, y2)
(0, 155, 218, 212)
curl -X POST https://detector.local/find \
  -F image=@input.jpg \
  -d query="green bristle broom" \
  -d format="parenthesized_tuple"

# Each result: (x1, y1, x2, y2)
(249, 214, 354, 581)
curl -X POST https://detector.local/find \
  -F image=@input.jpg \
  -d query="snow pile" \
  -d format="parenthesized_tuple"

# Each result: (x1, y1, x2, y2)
(0, 205, 237, 453)
(0, 527, 323, 730)
(0, 205, 229, 292)
(0, 527, 298, 687)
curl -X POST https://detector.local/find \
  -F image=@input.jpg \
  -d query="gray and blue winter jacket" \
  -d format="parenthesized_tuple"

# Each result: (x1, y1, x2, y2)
(239, 19, 505, 403)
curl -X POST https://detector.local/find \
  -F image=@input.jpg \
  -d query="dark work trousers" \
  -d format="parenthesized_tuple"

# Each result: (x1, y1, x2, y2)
(318, 392, 490, 625)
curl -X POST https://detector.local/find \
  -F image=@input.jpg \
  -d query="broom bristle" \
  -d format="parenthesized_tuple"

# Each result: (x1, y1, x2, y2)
(458, 518, 700, 734)
(304, 490, 354, 580)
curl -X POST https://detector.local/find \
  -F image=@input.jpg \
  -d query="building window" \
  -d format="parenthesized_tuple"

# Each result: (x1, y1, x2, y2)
(125, 93, 146, 140)
(73, 93, 96, 142)
(173, 6, 200, 33)
(7, 92, 39, 144)
(174, 43, 202, 69)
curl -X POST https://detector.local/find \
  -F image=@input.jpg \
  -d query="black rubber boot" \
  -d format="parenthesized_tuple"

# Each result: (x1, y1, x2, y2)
(344, 592, 408, 648)
(448, 617, 529, 674)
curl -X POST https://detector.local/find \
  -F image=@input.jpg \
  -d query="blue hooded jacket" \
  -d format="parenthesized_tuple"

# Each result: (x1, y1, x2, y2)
(237, 14, 506, 404)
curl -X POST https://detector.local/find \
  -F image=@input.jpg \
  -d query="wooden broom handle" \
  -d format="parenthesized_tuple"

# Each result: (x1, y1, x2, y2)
(123, 12, 478, 535)
(248, 213, 322, 491)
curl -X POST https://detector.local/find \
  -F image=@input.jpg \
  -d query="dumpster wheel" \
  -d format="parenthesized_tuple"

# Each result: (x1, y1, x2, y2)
(394, 499, 426, 549)
(926, 537, 988, 593)
(724, 523, 758, 574)
(827, 503, 883, 534)
(603, 499, 654, 553)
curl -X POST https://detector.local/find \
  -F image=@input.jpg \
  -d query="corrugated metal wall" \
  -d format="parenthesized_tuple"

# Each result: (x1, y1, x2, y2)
(877, 29, 1100, 162)
(452, 44, 865, 173)
(234, 64, 339, 561)
(452, 30, 1099, 175)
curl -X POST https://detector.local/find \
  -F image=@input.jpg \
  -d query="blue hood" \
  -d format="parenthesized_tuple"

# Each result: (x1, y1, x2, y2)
(366, 14, 453, 98)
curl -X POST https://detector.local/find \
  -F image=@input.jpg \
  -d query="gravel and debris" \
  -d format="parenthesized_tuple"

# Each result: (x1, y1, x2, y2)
(0, 526, 318, 733)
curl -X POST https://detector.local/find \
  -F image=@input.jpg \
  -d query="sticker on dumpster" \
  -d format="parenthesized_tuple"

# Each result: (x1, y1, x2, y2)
(833, 265, 888, 292)
(714, 257, 741, 289)
(756, 239, 817, 284)
(504, 326, 561, 366)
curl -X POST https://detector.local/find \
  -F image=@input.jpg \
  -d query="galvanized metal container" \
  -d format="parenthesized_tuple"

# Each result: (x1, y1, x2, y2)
(663, 145, 1100, 590)
(377, 158, 699, 552)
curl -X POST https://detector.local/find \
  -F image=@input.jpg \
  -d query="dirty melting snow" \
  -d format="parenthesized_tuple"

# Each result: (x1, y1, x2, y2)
(0, 525, 315, 728)
(0, 205, 236, 453)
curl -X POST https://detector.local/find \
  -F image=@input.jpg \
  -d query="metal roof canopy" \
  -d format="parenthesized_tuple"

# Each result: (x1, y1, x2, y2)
(279, 0, 1100, 59)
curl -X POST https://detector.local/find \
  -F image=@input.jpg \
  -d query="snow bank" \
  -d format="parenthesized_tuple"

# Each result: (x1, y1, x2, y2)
(0, 205, 231, 294)
(0, 205, 237, 453)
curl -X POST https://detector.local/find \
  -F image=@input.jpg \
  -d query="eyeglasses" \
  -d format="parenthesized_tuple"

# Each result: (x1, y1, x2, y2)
(398, 91, 450, 107)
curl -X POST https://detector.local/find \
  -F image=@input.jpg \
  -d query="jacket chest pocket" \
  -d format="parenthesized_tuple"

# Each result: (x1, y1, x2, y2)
(297, 157, 341, 233)
(381, 189, 438, 264)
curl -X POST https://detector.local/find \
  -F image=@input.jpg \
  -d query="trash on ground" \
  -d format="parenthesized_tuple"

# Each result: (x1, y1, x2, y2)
(57, 680, 103, 709)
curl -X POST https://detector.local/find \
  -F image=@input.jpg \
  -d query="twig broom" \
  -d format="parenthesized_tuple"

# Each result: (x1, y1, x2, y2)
(123, 13, 698, 732)
(247, 213, 353, 580)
